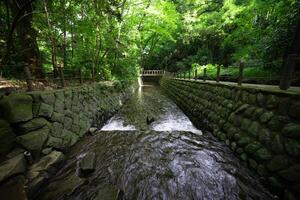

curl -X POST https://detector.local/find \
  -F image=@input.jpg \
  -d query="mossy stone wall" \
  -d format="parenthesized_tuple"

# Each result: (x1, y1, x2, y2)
(0, 82, 137, 158)
(161, 78, 300, 199)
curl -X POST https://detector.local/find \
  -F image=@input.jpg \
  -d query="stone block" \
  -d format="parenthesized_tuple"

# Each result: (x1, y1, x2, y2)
(257, 93, 266, 107)
(282, 123, 300, 139)
(266, 95, 278, 109)
(50, 122, 63, 138)
(259, 111, 273, 124)
(271, 135, 285, 154)
(241, 118, 251, 131)
(248, 121, 260, 137)
(17, 118, 49, 134)
(267, 155, 290, 172)
(0, 120, 16, 155)
(51, 112, 64, 123)
(16, 127, 49, 153)
(258, 129, 272, 146)
(0, 94, 33, 123)
(279, 165, 300, 182)
(46, 136, 64, 149)
(245, 142, 261, 154)
(40, 93, 55, 105)
(39, 103, 54, 118)
(289, 101, 300, 119)
(254, 147, 272, 161)
(284, 138, 300, 157)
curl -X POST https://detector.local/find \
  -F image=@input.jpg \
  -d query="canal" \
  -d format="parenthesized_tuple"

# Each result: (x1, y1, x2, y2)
(36, 85, 275, 200)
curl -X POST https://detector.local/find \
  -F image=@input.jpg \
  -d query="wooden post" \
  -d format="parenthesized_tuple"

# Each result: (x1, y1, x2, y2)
(216, 65, 221, 83)
(24, 64, 33, 91)
(203, 68, 207, 82)
(184, 72, 186, 79)
(195, 69, 197, 80)
(279, 54, 297, 90)
(188, 71, 191, 79)
(59, 67, 65, 88)
(238, 62, 244, 85)
(79, 69, 83, 84)
(92, 68, 95, 82)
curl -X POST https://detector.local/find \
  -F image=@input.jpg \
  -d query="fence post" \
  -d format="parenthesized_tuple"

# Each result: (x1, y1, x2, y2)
(188, 71, 191, 79)
(238, 62, 244, 86)
(79, 69, 83, 84)
(59, 67, 65, 88)
(92, 68, 95, 82)
(184, 72, 186, 79)
(203, 68, 207, 82)
(279, 54, 297, 90)
(195, 69, 197, 80)
(216, 65, 221, 83)
(24, 64, 33, 91)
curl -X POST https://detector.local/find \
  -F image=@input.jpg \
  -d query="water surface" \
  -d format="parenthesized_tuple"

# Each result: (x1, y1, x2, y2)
(36, 85, 275, 200)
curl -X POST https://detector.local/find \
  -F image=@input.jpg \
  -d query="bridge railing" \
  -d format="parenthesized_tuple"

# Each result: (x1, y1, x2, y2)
(141, 70, 176, 77)
(141, 70, 165, 76)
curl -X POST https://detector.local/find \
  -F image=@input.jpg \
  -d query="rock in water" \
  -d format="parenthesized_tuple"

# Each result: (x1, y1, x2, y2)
(26, 151, 65, 198)
(146, 116, 155, 125)
(78, 152, 96, 176)
(88, 127, 98, 135)
(0, 154, 26, 183)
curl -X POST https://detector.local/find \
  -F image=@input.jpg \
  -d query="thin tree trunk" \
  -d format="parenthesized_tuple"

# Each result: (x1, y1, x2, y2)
(63, 0, 67, 68)
(43, 0, 58, 77)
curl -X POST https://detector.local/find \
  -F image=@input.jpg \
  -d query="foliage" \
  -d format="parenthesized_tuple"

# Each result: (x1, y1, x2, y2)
(0, 0, 299, 81)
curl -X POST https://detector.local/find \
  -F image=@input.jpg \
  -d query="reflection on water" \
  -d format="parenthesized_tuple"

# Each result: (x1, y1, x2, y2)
(101, 85, 201, 134)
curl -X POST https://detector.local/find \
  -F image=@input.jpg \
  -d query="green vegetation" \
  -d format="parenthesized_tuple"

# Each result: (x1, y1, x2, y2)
(0, 0, 299, 82)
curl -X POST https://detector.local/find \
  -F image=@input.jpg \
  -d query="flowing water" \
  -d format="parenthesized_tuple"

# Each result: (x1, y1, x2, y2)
(36, 85, 275, 200)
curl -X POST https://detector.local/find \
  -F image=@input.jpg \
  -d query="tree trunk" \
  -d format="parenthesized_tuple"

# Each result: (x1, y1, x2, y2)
(8, 0, 43, 78)
(43, 0, 59, 77)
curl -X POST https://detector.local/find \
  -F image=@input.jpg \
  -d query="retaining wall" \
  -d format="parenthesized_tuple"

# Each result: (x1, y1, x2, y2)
(161, 78, 300, 199)
(0, 82, 137, 159)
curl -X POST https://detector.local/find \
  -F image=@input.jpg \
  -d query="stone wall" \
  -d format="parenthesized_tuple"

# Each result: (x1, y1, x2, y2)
(0, 82, 137, 159)
(161, 78, 300, 199)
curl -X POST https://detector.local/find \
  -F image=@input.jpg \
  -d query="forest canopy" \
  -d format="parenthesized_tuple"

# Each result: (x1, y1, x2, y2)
(0, 0, 299, 81)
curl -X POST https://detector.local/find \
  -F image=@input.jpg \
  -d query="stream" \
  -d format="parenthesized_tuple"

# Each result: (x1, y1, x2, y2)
(36, 85, 275, 200)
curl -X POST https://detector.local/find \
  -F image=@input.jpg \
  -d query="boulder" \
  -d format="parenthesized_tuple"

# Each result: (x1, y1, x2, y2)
(0, 154, 26, 183)
(0, 120, 16, 155)
(0, 94, 33, 123)
(88, 127, 98, 135)
(78, 152, 96, 175)
(16, 127, 49, 153)
(27, 151, 65, 180)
